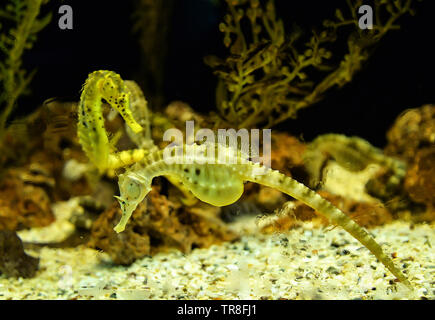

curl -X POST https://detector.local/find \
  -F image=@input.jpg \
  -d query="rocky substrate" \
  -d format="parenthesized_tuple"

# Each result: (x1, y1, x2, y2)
(1, 218, 433, 300)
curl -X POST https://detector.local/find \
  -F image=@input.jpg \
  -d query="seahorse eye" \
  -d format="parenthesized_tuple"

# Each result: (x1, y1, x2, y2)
(126, 179, 141, 200)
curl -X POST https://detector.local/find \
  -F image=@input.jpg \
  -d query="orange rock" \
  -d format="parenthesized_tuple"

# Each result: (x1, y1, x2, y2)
(0, 169, 54, 231)
(270, 133, 307, 177)
(244, 132, 308, 210)
(385, 104, 435, 163)
(404, 147, 435, 209)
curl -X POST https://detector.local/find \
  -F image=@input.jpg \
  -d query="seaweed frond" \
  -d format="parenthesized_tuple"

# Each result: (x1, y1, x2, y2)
(0, 0, 51, 142)
(206, 0, 418, 128)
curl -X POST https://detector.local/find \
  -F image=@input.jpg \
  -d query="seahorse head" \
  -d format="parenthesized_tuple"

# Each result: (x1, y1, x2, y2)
(113, 172, 151, 233)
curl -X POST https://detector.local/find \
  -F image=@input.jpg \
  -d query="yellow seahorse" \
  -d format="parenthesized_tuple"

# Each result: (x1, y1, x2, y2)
(113, 143, 411, 287)
(77, 70, 411, 288)
(78, 70, 197, 203)
(78, 70, 144, 173)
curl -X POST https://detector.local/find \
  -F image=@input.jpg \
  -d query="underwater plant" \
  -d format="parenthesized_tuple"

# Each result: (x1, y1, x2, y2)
(0, 0, 51, 144)
(77, 70, 411, 288)
(206, 0, 418, 128)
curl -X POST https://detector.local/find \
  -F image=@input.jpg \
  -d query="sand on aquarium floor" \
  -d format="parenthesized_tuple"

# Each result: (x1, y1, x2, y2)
(0, 218, 434, 300)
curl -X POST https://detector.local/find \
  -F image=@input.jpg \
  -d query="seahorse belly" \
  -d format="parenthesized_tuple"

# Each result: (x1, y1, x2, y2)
(177, 164, 244, 207)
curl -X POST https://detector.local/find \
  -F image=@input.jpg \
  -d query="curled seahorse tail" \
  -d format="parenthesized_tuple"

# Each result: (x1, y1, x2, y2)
(245, 166, 411, 287)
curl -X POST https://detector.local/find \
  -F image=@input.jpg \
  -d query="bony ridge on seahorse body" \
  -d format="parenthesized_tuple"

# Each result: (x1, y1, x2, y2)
(114, 142, 411, 288)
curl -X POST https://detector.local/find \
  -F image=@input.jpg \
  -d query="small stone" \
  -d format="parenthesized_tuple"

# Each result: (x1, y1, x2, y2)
(339, 249, 350, 256)
(0, 231, 39, 278)
(326, 266, 340, 275)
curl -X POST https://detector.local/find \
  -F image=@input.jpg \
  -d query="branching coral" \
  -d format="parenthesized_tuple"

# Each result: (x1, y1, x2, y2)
(206, 0, 417, 128)
(0, 0, 51, 144)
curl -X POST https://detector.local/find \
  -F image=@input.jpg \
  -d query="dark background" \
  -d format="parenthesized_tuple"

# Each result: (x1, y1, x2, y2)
(15, 0, 435, 147)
